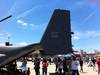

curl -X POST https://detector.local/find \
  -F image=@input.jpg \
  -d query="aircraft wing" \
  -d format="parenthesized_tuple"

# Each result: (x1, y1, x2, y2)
(0, 43, 39, 68)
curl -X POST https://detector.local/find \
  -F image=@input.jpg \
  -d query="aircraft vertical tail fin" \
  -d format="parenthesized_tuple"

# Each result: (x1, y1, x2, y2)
(40, 9, 73, 55)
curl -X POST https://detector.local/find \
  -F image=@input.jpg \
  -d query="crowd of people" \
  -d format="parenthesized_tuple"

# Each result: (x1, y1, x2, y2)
(24, 56, 100, 75)
(0, 55, 100, 75)
(85, 57, 100, 75)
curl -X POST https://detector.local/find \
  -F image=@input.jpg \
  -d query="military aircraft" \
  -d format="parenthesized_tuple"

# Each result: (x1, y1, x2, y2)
(0, 9, 73, 68)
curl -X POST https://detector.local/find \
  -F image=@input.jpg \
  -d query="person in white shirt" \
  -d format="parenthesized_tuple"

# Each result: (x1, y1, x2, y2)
(71, 57, 79, 75)
(21, 58, 28, 75)
(57, 58, 63, 74)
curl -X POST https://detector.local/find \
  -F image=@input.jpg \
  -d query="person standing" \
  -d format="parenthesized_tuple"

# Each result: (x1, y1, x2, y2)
(27, 67, 30, 75)
(53, 57, 58, 72)
(48, 58, 52, 65)
(96, 58, 100, 75)
(63, 57, 68, 75)
(21, 58, 28, 75)
(42, 58, 48, 75)
(79, 58, 83, 72)
(91, 57, 96, 71)
(71, 57, 79, 75)
(34, 58, 40, 75)
(57, 58, 63, 75)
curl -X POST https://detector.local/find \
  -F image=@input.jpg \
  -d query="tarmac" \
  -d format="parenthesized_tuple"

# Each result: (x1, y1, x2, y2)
(17, 62, 98, 75)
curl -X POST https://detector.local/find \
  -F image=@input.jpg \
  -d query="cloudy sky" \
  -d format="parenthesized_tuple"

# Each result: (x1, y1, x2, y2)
(0, 0, 100, 52)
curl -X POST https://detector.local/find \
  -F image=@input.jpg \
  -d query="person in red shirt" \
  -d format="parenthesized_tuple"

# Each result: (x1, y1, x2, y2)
(42, 58, 48, 75)
(96, 58, 100, 75)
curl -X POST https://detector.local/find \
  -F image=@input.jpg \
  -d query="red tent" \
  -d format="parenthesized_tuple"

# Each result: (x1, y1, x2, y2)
(73, 51, 80, 57)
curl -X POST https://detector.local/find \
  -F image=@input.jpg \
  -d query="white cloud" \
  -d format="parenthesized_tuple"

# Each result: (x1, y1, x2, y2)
(15, 42, 28, 46)
(17, 19, 28, 26)
(17, 19, 35, 28)
(0, 43, 5, 46)
(29, 24, 35, 27)
(73, 36, 80, 40)
(17, 20, 23, 23)
(22, 22, 28, 26)
(73, 30, 100, 39)
(17, 18, 46, 31)
(86, 31, 100, 37)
